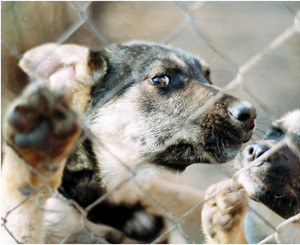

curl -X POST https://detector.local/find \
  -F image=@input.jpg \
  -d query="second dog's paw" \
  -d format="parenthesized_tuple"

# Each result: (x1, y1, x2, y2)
(4, 82, 81, 171)
(202, 179, 249, 243)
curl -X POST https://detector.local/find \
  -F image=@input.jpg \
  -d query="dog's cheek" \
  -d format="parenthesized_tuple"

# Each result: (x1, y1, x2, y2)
(92, 86, 159, 150)
(89, 96, 146, 152)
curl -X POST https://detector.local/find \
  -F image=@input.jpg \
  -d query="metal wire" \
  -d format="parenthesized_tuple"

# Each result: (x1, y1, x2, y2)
(1, 1, 299, 244)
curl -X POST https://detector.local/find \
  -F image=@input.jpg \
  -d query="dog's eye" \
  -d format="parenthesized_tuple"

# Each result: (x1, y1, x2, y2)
(151, 75, 170, 87)
(264, 125, 285, 140)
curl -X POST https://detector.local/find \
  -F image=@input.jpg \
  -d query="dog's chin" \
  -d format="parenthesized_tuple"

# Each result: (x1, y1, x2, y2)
(203, 130, 253, 163)
(238, 168, 288, 202)
(242, 131, 254, 143)
(149, 142, 242, 172)
(237, 171, 268, 202)
(238, 171, 299, 219)
(203, 144, 242, 163)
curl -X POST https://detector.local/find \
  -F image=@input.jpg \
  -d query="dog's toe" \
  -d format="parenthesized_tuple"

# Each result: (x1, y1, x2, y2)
(202, 179, 249, 243)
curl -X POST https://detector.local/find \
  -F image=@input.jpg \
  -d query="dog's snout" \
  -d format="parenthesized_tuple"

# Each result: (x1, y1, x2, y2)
(245, 143, 270, 162)
(228, 102, 256, 128)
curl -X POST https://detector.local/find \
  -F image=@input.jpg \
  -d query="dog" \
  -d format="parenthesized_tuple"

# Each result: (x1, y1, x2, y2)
(201, 109, 300, 243)
(1, 41, 256, 243)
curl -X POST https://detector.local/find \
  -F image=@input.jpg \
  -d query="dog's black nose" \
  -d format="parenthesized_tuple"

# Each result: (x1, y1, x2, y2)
(244, 143, 270, 162)
(228, 102, 256, 129)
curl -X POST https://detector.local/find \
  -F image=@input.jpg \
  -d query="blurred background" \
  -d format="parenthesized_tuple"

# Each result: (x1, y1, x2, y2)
(2, 1, 300, 242)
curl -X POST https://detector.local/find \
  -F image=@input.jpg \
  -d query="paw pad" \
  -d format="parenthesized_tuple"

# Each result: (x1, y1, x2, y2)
(4, 83, 81, 168)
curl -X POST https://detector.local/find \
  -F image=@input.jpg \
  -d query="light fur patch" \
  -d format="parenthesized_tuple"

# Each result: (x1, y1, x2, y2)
(276, 109, 300, 134)
(169, 54, 188, 70)
(19, 43, 105, 113)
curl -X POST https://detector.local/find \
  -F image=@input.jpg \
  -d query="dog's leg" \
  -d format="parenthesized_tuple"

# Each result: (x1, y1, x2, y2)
(201, 178, 249, 244)
(140, 177, 205, 243)
(43, 196, 141, 244)
(1, 83, 81, 243)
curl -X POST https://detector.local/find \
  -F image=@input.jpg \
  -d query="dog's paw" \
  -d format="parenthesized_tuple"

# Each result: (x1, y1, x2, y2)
(4, 82, 81, 171)
(202, 179, 249, 243)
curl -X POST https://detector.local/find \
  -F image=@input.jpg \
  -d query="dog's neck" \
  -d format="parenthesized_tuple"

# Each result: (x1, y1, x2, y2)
(61, 135, 169, 206)
(93, 139, 170, 204)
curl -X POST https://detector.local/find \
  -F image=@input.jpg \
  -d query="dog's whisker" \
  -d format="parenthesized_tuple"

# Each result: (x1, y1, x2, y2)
(255, 127, 267, 135)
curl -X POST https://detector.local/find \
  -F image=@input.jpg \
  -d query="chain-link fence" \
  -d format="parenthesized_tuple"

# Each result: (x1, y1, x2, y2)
(1, 1, 300, 244)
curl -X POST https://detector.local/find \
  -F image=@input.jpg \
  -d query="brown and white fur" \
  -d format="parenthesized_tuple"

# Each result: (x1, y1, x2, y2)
(1, 41, 256, 243)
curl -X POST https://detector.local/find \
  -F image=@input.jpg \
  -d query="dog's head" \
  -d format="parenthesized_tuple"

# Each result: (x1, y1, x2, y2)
(19, 41, 256, 172)
(236, 110, 300, 218)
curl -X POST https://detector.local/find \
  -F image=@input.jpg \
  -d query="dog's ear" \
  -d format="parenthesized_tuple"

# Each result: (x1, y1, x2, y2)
(199, 59, 212, 84)
(202, 65, 211, 84)
(19, 43, 107, 88)
(19, 43, 107, 112)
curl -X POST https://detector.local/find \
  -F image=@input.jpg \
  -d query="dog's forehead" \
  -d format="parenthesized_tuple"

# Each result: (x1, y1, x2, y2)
(89, 43, 206, 109)
(107, 42, 200, 70)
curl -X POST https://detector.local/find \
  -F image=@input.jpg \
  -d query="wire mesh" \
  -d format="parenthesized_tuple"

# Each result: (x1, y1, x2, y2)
(1, 1, 300, 244)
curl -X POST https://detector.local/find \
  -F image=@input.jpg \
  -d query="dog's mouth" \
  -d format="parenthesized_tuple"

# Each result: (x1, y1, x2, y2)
(203, 140, 245, 163)
(238, 168, 299, 219)
(201, 127, 252, 163)
(147, 114, 254, 171)
(239, 161, 290, 193)
(149, 137, 246, 171)
(149, 142, 203, 171)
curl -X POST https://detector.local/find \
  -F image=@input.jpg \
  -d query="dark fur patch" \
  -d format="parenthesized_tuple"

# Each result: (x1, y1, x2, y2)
(150, 142, 205, 168)
(254, 188, 299, 219)
(60, 138, 164, 242)
(59, 169, 104, 208)
(88, 51, 106, 73)
(88, 202, 164, 242)
(59, 139, 105, 207)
